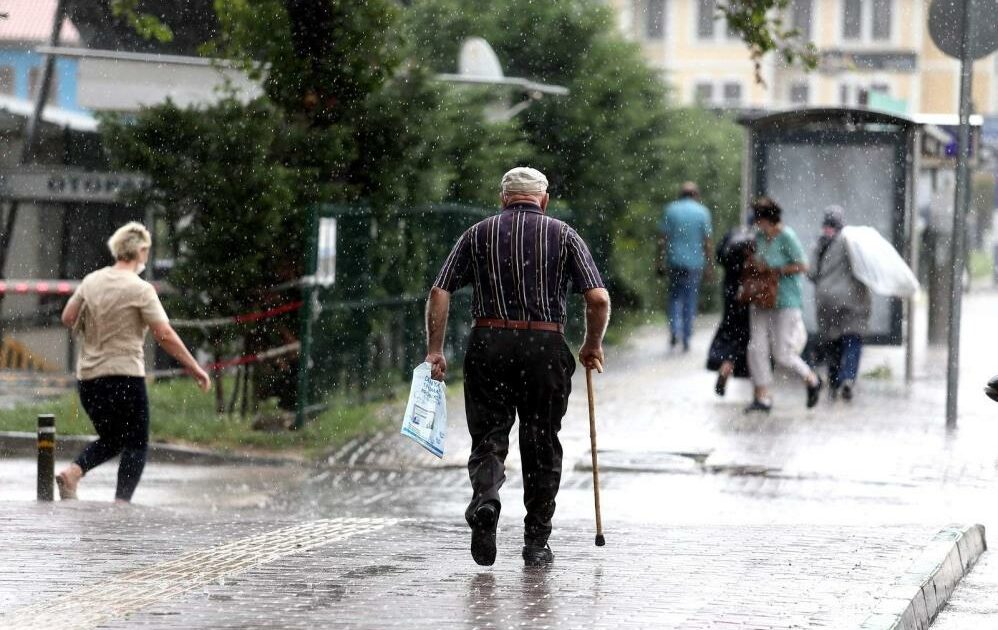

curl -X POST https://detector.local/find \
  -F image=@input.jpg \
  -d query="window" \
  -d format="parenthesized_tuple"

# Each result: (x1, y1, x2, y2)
(645, 0, 666, 39)
(697, 0, 716, 38)
(790, 82, 809, 105)
(722, 82, 743, 107)
(694, 83, 714, 105)
(843, 0, 863, 39)
(697, 0, 737, 41)
(840, 81, 890, 106)
(871, 0, 891, 40)
(790, 0, 813, 40)
(842, 0, 892, 42)
(694, 81, 742, 108)
(0, 66, 13, 95)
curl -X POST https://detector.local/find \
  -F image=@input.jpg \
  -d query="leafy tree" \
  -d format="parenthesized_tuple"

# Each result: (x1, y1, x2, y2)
(719, 0, 819, 85)
(101, 99, 309, 411)
(405, 0, 745, 309)
(100, 0, 524, 411)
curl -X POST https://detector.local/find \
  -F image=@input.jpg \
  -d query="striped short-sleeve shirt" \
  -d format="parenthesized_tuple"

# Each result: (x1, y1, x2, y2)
(433, 203, 605, 324)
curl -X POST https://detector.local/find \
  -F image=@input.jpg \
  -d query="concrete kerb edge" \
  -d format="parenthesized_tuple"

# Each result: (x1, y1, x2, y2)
(860, 523, 987, 630)
(0, 431, 302, 467)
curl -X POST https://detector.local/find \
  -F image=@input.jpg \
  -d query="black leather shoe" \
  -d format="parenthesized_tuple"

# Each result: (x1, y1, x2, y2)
(522, 543, 554, 567)
(986, 374, 998, 402)
(840, 380, 854, 402)
(806, 377, 823, 408)
(470, 503, 498, 566)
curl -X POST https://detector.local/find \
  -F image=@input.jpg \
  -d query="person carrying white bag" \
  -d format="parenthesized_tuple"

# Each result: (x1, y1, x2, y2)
(808, 205, 919, 402)
(423, 167, 610, 568)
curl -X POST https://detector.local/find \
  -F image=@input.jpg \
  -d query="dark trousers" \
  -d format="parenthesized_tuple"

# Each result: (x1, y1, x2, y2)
(463, 327, 576, 545)
(827, 334, 863, 389)
(74, 376, 150, 501)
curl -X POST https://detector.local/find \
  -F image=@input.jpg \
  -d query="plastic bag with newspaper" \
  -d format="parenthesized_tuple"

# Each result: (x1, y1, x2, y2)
(400, 362, 447, 458)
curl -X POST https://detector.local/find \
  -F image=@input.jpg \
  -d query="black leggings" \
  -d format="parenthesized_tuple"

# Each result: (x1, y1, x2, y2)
(74, 376, 150, 501)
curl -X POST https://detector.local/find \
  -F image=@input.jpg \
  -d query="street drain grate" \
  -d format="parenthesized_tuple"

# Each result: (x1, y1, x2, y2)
(1, 517, 398, 630)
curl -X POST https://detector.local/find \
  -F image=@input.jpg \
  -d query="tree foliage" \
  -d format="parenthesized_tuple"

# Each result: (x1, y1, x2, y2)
(719, 0, 819, 85)
(405, 0, 743, 307)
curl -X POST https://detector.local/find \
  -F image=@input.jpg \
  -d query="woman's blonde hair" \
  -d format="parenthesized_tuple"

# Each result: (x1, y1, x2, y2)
(107, 222, 152, 262)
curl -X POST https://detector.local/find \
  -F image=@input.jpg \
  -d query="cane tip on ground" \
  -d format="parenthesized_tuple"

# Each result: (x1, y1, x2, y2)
(595, 534, 605, 547)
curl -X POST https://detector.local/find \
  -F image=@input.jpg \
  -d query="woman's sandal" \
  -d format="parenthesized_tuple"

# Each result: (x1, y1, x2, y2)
(56, 472, 78, 500)
(714, 373, 728, 397)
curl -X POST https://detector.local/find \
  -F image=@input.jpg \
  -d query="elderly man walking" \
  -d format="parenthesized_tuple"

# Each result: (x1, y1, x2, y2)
(425, 167, 610, 567)
(658, 182, 713, 352)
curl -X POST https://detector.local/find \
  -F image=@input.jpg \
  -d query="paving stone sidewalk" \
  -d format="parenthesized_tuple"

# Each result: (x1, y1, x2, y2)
(0, 502, 952, 630)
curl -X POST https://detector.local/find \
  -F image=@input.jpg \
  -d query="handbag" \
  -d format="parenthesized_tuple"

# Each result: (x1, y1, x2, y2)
(736, 255, 778, 309)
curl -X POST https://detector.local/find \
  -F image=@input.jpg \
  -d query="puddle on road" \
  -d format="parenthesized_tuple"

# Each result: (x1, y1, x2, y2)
(576, 449, 781, 477)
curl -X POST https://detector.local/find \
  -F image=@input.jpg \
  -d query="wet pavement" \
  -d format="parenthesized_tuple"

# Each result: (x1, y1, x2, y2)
(2, 290, 998, 628)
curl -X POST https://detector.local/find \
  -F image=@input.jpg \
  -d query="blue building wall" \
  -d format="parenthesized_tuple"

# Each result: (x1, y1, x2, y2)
(0, 49, 82, 112)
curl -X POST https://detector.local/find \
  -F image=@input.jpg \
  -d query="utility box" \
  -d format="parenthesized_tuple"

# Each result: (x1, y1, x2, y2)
(739, 108, 919, 344)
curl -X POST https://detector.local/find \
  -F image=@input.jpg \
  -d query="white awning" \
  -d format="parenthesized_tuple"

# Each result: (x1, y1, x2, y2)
(0, 94, 98, 133)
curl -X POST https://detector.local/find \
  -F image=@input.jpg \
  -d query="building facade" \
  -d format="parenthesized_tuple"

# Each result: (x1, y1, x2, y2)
(609, 0, 998, 115)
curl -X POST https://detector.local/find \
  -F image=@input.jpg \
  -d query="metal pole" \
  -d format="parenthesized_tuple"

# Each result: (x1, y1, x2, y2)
(37, 414, 55, 501)
(945, 0, 974, 429)
(905, 128, 920, 384)
(294, 205, 319, 430)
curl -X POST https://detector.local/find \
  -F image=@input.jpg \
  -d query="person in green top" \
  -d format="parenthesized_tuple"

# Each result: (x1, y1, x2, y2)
(744, 197, 823, 412)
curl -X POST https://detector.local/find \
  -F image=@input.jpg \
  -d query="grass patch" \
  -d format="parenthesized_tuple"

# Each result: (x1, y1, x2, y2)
(969, 248, 994, 280)
(0, 378, 396, 459)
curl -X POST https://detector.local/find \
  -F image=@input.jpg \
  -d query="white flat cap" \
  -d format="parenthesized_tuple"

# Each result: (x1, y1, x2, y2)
(501, 167, 548, 194)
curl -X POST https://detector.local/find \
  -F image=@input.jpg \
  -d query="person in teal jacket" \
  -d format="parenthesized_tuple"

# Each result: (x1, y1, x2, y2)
(657, 182, 713, 352)
(744, 197, 823, 412)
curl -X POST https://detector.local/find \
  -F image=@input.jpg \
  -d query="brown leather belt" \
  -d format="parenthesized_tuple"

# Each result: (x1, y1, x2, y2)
(473, 318, 564, 334)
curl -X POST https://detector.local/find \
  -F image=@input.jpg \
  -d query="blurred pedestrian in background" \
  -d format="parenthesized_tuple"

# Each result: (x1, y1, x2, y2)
(658, 181, 713, 352)
(425, 167, 610, 568)
(808, 206, 871, 401)
(56, 222, 211, 503)
(707, 216, 755, 396)
(744, 197, 823, 412)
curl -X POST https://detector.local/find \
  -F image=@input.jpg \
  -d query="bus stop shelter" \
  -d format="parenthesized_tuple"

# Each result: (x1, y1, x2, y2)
(738, 108, 919, 347)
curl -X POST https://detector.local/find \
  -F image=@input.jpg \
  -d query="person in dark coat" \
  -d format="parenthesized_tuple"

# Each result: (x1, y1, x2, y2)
(807, 206, 871, 401)
(707, 220, 754, 396)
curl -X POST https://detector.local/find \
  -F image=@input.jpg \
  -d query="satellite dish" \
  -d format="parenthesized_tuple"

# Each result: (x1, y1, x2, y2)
(458, 37, 504, 79)
(437, 37, 568, 120)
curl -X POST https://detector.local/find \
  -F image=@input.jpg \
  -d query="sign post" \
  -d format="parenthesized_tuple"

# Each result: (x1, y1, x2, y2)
(928, 0, 998, 429)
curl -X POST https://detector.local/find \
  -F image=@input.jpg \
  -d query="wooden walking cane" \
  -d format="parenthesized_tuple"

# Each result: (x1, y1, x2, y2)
(587, 361, 605, 547)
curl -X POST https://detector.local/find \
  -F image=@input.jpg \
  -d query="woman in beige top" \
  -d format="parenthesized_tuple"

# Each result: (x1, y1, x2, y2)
(56, 222, 210, 502)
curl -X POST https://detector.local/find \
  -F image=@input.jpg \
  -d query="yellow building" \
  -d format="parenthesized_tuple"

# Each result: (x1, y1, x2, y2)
(609, 0, 997, 115)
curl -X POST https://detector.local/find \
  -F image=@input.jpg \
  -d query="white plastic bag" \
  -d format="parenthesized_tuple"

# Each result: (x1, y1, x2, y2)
(841, 225, 920, 297)
(400, 362, 447, 458)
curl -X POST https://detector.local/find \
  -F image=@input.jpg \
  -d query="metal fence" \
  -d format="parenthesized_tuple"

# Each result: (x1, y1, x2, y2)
(295, 203, 489, 426)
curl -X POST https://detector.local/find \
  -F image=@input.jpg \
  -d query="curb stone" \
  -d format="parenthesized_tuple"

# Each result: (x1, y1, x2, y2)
(0, 431, 302, 466)
(861, 523, 987, 630)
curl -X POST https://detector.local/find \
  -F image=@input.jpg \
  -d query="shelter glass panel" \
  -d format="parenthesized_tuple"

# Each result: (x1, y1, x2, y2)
(761, 139, 902, 339)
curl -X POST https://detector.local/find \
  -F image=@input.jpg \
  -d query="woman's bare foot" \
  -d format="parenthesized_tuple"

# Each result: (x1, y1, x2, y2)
(55, 464, 83, 500)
